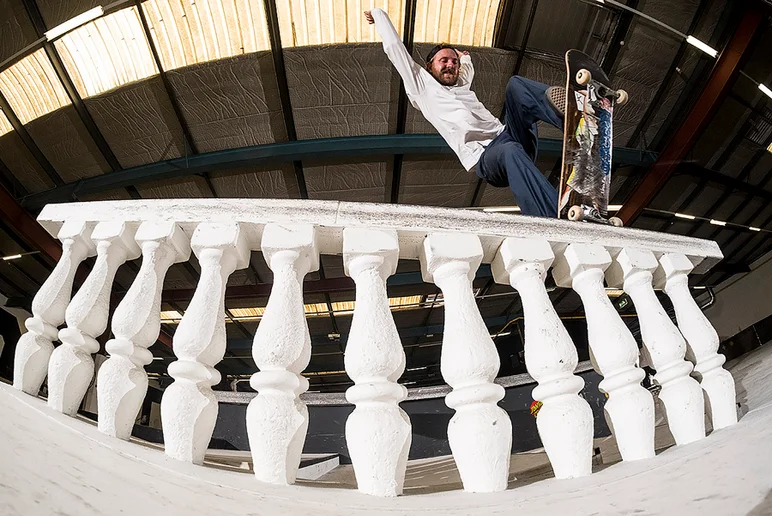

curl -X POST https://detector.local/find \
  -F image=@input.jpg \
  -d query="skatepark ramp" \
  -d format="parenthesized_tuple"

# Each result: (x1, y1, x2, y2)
(9, 199, 741, 501)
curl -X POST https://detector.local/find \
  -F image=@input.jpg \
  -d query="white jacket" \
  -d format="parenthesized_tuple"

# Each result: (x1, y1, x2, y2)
(371, 8, 504, 171)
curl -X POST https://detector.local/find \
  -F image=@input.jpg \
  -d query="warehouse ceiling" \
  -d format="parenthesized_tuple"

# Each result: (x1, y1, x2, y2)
(0, 0, 770, 392)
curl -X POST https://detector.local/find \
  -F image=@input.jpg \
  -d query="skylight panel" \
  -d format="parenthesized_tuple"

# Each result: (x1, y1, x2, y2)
(0, 49, 71, 124)
(54, 7, 158, 98)
(0, 111, 12, 137)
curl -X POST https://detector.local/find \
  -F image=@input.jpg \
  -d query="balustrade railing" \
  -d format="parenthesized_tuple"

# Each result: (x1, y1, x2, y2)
(13, 199, 732, 497)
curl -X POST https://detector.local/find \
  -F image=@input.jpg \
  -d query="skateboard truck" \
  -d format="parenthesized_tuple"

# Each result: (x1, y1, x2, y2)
(567, 204, 624, 227)
(576, 69, 628, 105)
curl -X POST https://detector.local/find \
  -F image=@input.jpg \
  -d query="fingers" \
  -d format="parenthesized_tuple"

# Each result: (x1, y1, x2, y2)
(364, 10, 374, 24)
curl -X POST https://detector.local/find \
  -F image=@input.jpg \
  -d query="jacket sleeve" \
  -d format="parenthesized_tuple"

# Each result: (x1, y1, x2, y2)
(371, 8, 424, 97)
(457, 54, 474, 88)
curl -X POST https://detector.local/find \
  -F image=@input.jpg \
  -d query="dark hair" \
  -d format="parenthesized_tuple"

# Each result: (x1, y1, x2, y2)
(425, 43, 458, 64)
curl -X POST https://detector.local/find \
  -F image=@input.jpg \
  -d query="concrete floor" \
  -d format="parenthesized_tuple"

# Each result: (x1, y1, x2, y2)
(1, 343, 771, 515)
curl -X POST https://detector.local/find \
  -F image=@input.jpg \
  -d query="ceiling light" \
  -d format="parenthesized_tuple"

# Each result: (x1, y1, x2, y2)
(45, 6, 103, 41)
(709, 219, 726, 226)
(768, 142, 772, 154)
(483, 207, 521, 213)
(675, 213, 696, 220)
(607, 205, 622, 211)
(749, 227, 761, 232)
(760, 84, 772, 100)
(686, 35, 718, 58)
(2, 254, 22, 261)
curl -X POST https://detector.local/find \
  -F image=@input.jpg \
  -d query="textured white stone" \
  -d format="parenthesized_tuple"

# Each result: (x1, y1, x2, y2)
(607, 248, 705, 445)
(343, 227, 411, 497)
(36, 199, 724, 274)
(48, 221, 140, 415)
(492, 238, 593, 478)
(13, 220, 95, 395)
(552, 243, 655, 461)
(98, 222, 191, 439)
(657, 252, 737, 430)
(247, 224, 318, 485)
(161, 223, 250, 464)
(420, 232, 511, 493)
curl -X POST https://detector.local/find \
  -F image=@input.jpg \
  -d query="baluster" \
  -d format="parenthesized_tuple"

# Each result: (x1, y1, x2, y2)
(607, 248, 705, 445)
(98, 222, 191, 439)
(553, 243, 654, 461)
(492, 237, 593, 478)
(247, 224, 318, 485)
(161, 223, 250, 464)
(420, 232, 511, 493)
(343, 227, 411, 497)
(48, 221, 140, 415)
(14, 221, 95, 395)
(656, 253, 737, 429)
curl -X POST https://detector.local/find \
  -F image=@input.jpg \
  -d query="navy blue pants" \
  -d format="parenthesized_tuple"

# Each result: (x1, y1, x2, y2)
(477, 76, 564, 218)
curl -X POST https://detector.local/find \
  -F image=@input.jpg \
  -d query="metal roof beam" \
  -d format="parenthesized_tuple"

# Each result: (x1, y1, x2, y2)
(616, 6, 763, 225)
(22, 134, 657, 209)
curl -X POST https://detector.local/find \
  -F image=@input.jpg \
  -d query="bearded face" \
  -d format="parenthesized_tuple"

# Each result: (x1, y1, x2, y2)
(427, 48, 460, 86)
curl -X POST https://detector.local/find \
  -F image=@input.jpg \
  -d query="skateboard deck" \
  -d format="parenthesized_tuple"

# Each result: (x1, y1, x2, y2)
(558, 49, 626, 225)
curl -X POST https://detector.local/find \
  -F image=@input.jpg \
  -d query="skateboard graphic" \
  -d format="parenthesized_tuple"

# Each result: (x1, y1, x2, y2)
(558, 49, 628, 226)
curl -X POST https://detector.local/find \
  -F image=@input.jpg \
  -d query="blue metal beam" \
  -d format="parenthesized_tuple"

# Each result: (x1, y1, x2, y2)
(21, 134, 657, 209)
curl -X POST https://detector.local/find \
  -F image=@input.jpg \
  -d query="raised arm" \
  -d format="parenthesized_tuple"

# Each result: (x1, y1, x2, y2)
(457, 52, 474, 88)
(366, 9, 424, 96)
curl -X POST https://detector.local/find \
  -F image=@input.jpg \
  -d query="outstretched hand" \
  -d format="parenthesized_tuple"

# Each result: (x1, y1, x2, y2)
(364, 10, 374, 24)
(459, 50, 470, 56)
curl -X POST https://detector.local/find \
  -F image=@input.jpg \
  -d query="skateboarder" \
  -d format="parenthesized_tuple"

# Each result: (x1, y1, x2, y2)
(365, 8, 565, 218)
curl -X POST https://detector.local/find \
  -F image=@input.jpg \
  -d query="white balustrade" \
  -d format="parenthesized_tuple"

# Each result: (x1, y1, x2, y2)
(247, 224, 318, 485)
(161, 223, 250, 464)
(492, 238, 593, 478)
(343, 228, 411, 497)
(98, 222, 191, 439)
(420, 232, 511, 493)
(552, 243, 655, 461)
(607, 248, 705, 445)
(656, 253, 737, 430)
(19, 199, 730, 496)
(48, 221, 140, 415)
(13, 220, 95, 395)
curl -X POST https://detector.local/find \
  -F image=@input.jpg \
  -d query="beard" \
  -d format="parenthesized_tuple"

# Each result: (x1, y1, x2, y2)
(432, 67, 459, 86)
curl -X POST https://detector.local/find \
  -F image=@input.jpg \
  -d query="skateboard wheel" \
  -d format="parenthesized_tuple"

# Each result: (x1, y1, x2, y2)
(609, 216, 624, 227)
(568, 205, 583, 221)
(576, 69, 591, 86)
(616, 89, 628, 105)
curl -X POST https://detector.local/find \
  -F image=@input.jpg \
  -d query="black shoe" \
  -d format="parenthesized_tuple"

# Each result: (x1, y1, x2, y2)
(545, 86, 566, 118)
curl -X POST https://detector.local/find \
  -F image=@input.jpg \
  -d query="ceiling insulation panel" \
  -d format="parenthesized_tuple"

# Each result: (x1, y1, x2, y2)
(0, 0, 39, 63)
(208, 165, 292, 199)
(24, 106, 110, 182)
(135, 175, 215, 198)
(0, 49, 70, 123)
(0, 132, 54, 193)
(285, 44, 394, 139)
(54, 7, 158, 98)
(304, 158, 388, 203)
(85, 76, 185, 168)
(35, 0, 102, 29)
(400, 156, 477, 207)
(165, 52, 285, 152)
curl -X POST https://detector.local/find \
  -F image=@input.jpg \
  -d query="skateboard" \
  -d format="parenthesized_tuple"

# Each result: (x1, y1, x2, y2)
(558, 49, 628, 226)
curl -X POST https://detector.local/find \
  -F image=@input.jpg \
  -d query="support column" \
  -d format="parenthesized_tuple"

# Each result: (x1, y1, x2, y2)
(607, 248, 705, 445)
(553, 243, 654, 461)
(657, 253, 737, 429)
(492, 238, 593, 479)
(48, 221, 140, 415)
(247, 224, 318, 485)
(161, 223, 250, 464)
(13, 221, 95, 395)
(420, 232, 511, 493)
(343, 227, 411, 497)
(98, 222, 191, 439)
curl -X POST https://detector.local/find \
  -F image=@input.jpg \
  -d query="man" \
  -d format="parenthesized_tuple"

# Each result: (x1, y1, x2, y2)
(365, 9, 564, 218)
